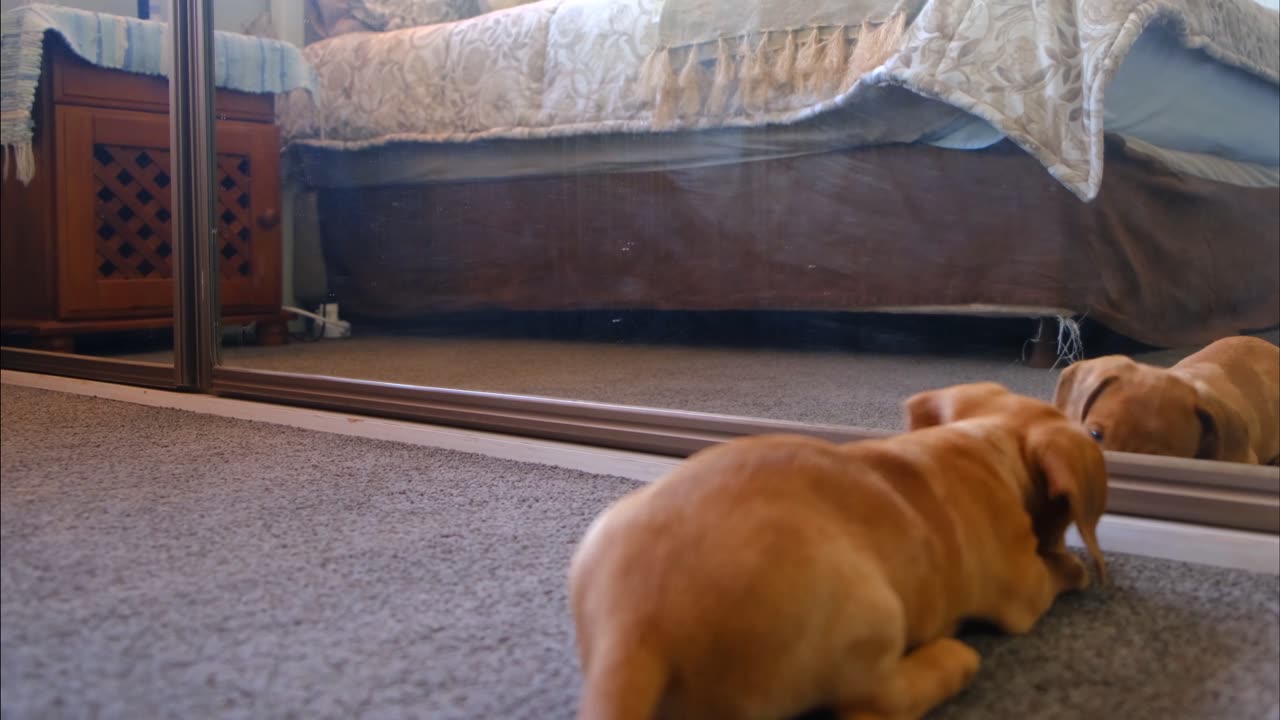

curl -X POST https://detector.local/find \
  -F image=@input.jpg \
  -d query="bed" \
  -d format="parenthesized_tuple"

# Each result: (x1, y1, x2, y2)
(285, 0, 1280, 352)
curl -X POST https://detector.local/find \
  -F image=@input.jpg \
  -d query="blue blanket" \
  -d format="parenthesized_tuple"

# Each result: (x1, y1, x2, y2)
(1, 4, 316, 183)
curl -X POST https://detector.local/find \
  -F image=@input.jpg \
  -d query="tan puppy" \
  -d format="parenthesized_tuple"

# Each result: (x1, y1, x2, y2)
(1054, 336, 1280, 465)
(569, 383, 1107, 720)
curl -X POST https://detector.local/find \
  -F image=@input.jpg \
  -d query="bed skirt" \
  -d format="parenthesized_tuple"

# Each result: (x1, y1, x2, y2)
(311, 138, 1279, 349)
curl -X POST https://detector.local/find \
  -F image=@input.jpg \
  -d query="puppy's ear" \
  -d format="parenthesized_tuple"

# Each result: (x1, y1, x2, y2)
(1053, 356, 1134, 422)
(1195, 408, 1221, 461)
(1191, 383, 1253, 463)
(902, 382, 1010, 430)
(1028, 424, 1109, 584)
(1054, 353, 1136, 420)
(904, 389, 946, 430)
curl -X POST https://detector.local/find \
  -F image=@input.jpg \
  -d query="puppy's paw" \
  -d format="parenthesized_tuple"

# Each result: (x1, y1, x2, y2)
(843, 638, 982, 720)
(934, 637, 981, 689)
(1044, 549, 1089, 593)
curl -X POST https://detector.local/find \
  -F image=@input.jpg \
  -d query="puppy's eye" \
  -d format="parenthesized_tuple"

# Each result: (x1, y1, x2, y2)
(1088, 428, 1104, 442)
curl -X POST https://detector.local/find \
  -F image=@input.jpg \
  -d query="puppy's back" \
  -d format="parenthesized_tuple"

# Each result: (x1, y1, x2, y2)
(568, 435, 945, 720)
(1175, 335, 1279, 377)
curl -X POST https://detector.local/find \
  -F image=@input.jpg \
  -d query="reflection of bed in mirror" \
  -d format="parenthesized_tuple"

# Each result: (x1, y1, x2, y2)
(287, 0, 1280, 362)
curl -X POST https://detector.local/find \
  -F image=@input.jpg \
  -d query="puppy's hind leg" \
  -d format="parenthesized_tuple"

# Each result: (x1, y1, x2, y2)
(838, 637, 982, 720)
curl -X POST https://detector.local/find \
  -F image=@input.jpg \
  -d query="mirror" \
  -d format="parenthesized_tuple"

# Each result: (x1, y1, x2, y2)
(0, 0, 323, 375)
(232, 0, 1278, 465)
(49, 0, 1280, 467)
(0, 0, 186, 366)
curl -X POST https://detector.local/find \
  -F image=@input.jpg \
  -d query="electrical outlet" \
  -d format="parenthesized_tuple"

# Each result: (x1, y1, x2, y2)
(317, 303, 351, 339)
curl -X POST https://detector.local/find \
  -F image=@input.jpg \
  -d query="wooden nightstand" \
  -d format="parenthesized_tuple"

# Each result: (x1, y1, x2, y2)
(1, 37, 287, 352)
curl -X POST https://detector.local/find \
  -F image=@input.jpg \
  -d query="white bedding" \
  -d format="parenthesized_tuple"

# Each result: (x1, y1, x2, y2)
(295, 21, 1280, 190)
(929, 23, 1280, 170)
(281, 0, 1280, 197)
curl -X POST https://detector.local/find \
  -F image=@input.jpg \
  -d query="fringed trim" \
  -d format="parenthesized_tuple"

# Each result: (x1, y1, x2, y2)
(795, 28, 823, 95)
(821, 27, 849, 98)
(772, 29, 796, 85)
(1, 142, 36, 185)
(676, 43, 704, 118)
(745, 34, 771, 112)
(638, 13, 910, 128)
(849, 13, 905, 83)
(704, 38, 736, 117)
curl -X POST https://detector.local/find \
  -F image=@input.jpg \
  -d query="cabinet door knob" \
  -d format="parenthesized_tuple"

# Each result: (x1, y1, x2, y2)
(257, 209, 281, 230)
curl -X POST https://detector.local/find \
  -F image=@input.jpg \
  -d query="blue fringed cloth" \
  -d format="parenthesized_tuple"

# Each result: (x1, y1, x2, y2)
(1, 4, 316, 184)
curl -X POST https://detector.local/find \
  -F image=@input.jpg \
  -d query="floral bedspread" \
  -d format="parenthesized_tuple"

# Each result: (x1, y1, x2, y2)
(279, 0, 1278, 200)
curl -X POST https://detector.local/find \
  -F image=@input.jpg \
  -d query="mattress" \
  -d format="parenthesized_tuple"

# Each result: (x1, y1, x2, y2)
(282, 0, 1280, 199)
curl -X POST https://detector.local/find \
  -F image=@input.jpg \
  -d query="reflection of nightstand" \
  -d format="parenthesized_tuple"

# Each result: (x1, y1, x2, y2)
(1, 37, 286, 353)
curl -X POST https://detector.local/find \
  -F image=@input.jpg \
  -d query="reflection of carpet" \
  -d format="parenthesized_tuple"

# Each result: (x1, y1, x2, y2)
(127, 326, 1279, 430)
(225, 335, 1065, 428)
(3, 386, 1277, 719)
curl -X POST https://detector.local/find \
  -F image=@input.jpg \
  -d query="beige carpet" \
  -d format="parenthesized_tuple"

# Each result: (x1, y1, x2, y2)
(118, 324, 1278, 430)
(2, 385, 1278, 719)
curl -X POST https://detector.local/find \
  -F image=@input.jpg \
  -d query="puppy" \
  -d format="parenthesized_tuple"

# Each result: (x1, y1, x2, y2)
(1054, 336, 1280, 465)
(569, 383, 1107, 720)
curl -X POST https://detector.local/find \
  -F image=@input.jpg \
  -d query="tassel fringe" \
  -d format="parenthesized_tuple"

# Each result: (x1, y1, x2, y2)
(1, 142, 36, 184)
(705, 38, 736, 116)
(676, 43, 703, 118)
(794, 27, 823, 95)
(745, 34, 771, 111)
(641, 12, 909, 128)
(850, 13, 906, 80)
(772, 30, 797, 85)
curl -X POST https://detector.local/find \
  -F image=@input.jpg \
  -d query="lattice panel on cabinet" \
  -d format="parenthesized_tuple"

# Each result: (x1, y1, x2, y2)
(92, 144, 174, 279)
(91, 145, 254, 280)
(215, 154, 254, 279)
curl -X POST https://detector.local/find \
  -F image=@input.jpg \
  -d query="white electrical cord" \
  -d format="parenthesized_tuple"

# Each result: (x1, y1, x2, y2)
(284, 305, 351, 338)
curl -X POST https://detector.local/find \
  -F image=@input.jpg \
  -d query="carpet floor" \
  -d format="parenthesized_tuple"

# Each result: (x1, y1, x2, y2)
(2, 385, 1277, 719)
